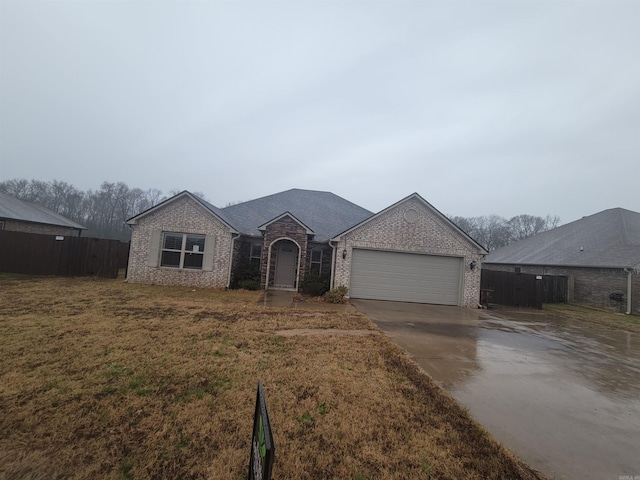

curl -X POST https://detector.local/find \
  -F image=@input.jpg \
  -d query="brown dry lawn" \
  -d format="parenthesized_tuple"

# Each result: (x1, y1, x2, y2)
(0, 275, 546, 480)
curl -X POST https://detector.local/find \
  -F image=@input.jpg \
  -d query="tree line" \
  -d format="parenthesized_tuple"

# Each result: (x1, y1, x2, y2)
(0, 179, 175, 241)
(449, 213, 560, 251)
(1, 178, 560, 247)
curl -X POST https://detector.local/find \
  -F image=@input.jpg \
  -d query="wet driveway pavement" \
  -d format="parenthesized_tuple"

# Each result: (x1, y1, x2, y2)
(352, 299, 640, 480)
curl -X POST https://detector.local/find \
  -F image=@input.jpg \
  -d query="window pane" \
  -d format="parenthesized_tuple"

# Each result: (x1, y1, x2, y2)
(186, 235, 205, 252)
(163, 233, 183, 250)
(311, 249, 322, 262)
(251, 244, 262, 258)
(161, 251, 181, 267)
(250, 257, 261, 267)
(183, 252, 204, 269)
(310, 263, 321, 275)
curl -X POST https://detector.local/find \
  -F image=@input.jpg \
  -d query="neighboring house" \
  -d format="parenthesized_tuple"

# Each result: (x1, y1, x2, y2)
(0, 192, 86, 236)
(483, 208, 640, 315)
(126, 189, 487, 307)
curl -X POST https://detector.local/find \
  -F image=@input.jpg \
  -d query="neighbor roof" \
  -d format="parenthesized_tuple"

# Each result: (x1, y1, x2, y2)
(484, 208, 640, 269)
(221, 189, 374, 242)
(0, 192, 86, 230)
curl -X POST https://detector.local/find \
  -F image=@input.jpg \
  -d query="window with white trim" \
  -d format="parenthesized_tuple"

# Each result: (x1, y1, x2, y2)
(250, 243, 262, 267)
(310, 248, 322, 275)
(0, 220, 4, 230)
(161, 233, 206, 269)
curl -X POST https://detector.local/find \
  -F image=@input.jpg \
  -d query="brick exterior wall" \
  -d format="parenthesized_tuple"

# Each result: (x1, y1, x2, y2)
(261, 217, 309, 289)
(127, 196, 233, 288)
(333, 197, 484, 308)
(305, 242, 333, 278)
(484, 263, 640, 314)
(229, 236, 263, 288)
(2, 219, 82, 237)
(230, 235, 331, 290)
(125, 194, 487, 304)
(231, 236, 251, 279)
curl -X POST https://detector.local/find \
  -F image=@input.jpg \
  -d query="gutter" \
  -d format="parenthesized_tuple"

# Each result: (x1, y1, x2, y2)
(226, 233, 240, 288)
(329, 240, 337, 290)
(625, 267, 633, 315)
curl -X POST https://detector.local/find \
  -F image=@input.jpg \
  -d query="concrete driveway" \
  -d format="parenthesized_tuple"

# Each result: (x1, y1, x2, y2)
(352, 299, 640, 480)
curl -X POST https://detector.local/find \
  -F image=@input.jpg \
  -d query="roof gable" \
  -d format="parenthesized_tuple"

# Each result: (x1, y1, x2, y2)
(485, 208, 640, 268)
(126, 191, 238, 232)
(258, 212, 314, 234)
(332, 192, 489, 254)
(0, 192, 86, 230)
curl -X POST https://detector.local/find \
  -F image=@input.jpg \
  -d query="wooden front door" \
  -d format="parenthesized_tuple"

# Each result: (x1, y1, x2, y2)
(274, 241, 297, 288)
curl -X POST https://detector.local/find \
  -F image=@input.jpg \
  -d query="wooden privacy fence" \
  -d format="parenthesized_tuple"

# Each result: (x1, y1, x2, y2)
(480, 270, 568, 309)
(0, 230, 129, 278)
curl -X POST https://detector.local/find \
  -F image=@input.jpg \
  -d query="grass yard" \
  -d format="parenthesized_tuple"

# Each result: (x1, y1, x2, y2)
(543, 303, 640, 333)
(0, 276, 546, 480)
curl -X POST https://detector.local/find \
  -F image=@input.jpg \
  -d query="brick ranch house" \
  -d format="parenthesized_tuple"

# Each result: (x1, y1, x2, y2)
(126, 189, 487, 307)
(0, 192, 86, 236)
(483, 208, 640, 315)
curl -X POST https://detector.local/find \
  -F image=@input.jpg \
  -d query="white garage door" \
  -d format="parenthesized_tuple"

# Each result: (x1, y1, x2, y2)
(349, 249, 462, 305)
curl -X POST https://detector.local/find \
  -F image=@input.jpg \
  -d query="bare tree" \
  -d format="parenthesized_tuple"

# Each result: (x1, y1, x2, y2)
(482, 215, 511, 251)
(49, 180, 87, 222)
(450, 213, 561, 251)
(0, 178, 194, 240)
(0, 179, 29, 198)
(167, 189, 207, 200)
(508, 214, 548, 242)
(545, 214, 561, 229)
(145, 188, 164, 207)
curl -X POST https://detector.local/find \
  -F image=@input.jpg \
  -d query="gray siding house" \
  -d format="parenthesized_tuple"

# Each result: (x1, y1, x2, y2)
(126, 189, 487, 307)
(483, 208, 640, 314)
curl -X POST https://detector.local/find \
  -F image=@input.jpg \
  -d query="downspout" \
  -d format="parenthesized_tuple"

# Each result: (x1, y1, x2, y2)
(125, 223, 134, 281)
(625, 267, 632, 315)
(295, 245, 302, 292)
(265, 242, 272, 291)
(329, 240, 337, 290)
(226, 233, 240, 289)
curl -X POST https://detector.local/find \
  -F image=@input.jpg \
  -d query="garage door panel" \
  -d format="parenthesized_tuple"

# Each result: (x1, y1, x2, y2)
(350, 249, 462, 305)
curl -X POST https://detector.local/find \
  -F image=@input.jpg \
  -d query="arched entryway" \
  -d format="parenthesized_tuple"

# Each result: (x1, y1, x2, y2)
(268, 239, 300, 290)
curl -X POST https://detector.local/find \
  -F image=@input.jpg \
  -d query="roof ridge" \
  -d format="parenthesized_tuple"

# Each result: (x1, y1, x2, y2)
(221, 188, 336, 211)
(620, 209, 630, 245)
(215, 189, 373, 241)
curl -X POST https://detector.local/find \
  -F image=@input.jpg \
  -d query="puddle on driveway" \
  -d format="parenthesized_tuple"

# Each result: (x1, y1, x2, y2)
(353, 300, 640, 480)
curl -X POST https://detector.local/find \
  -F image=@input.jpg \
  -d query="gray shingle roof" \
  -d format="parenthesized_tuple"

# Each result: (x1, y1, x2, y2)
(194, 197, 238, 231)
(219, 189, 374, 242)
(484, 208, 640, 268)
(0, 192, 86, 230)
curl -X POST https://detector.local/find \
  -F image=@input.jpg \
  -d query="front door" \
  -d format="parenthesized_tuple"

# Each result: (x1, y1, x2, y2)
(274, 241, 297, 288)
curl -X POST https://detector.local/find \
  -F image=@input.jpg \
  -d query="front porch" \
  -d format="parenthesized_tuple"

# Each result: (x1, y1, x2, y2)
(229, 213, 333, 292)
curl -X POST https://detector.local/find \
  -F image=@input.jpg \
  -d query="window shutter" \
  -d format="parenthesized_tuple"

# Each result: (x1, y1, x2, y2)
(148, 231, 161, 267)
(202, 235, 215, 271)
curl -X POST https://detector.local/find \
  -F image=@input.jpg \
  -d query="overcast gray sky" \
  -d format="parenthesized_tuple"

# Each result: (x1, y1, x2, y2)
(1, 0, 638, 223)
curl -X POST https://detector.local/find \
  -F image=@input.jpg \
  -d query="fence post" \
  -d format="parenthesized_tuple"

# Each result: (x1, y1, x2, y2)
(534, 275, 543, 309)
